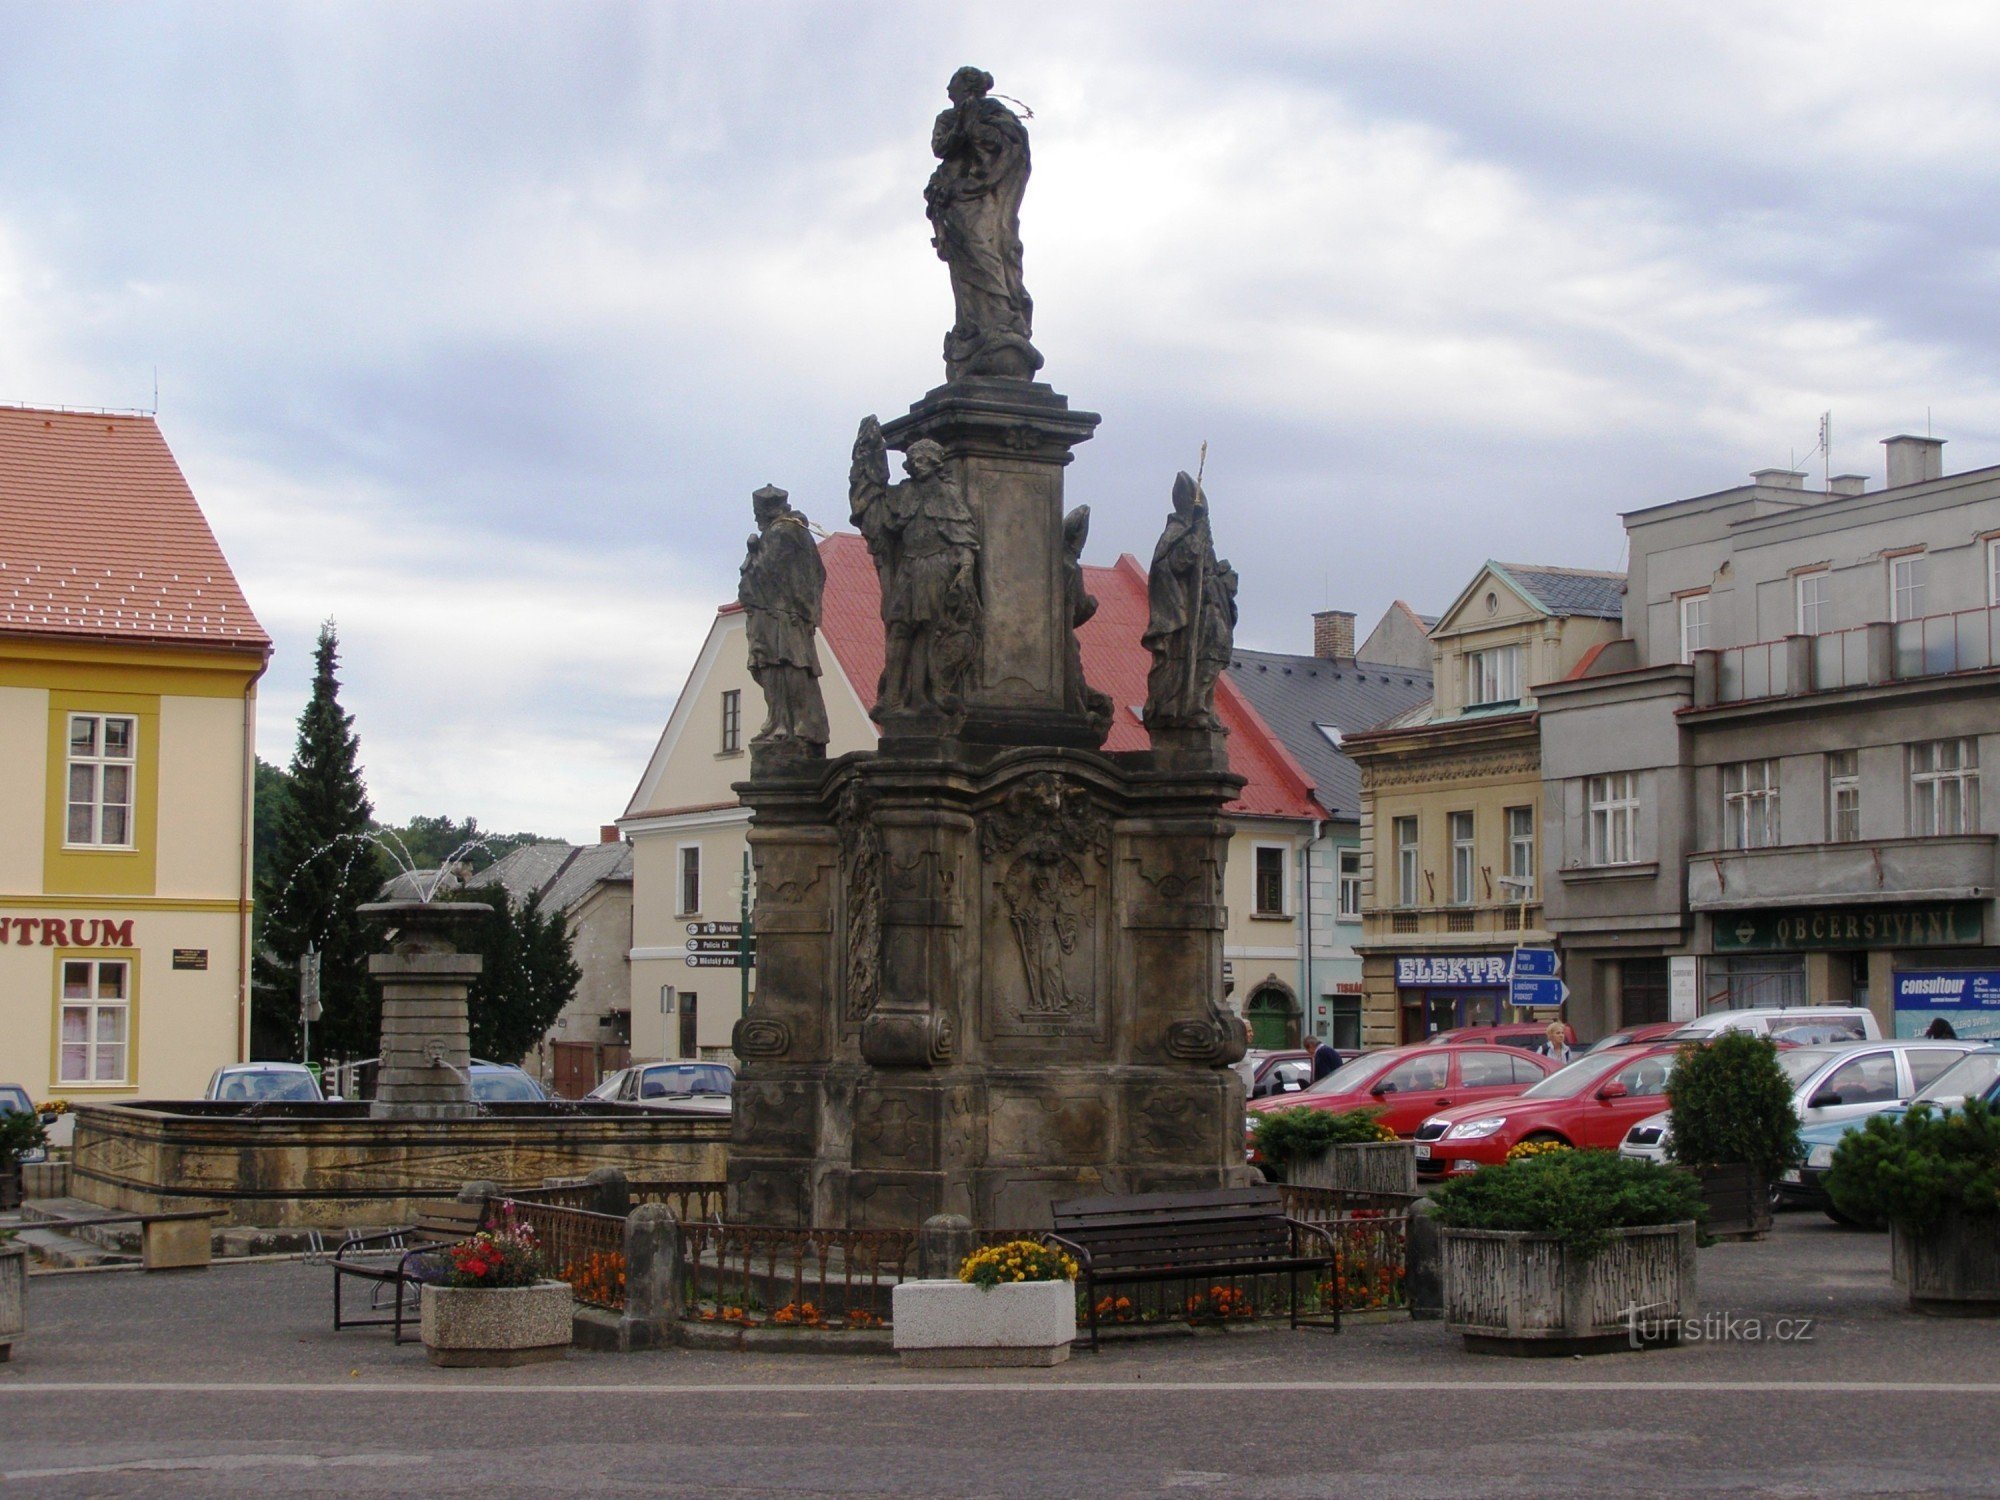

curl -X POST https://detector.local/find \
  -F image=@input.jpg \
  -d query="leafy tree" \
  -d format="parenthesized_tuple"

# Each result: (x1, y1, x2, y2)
(1664, 1032, 1801, 1183)
(459, 885, 580, 1066)
(369, 813, 560, 880)
(253, 622, 384, 1061)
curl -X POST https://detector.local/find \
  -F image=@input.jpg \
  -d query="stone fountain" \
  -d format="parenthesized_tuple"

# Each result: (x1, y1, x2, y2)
(726, 67, 1251, 1231)
(358, 898, 484, 1120)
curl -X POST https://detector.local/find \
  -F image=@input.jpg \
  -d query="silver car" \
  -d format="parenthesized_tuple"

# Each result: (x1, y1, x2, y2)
(1620, 1039, 1981, 1163)
(204, 1063, 324, 1103)
(588, 1060, 735, 1116)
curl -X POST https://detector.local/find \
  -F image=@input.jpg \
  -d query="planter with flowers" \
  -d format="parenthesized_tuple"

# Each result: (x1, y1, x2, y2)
(1252, 1107, 1417, 1195)
(892, 1239, 1078, 1367)
(417, 1207, 572, 1367)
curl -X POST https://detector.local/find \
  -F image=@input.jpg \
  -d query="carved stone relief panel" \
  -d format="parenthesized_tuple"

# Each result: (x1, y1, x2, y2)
(977, 774, 1111, 1043)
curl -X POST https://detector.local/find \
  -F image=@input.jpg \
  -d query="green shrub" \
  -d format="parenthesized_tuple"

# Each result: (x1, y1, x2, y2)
(1664, 1032, 1800, 1182)
(1251, 1107, 1397, 1173)
(1428, 1148, 1705, 1256)
(0, 1109, 46, 1169)
(1825, 1098, 2000, 1234)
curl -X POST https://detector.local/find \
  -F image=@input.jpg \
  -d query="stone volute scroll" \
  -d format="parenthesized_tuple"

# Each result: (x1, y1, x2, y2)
(849, 415, 982, 730)
(738, 484, 830, 764)
(1143, 471, 1237, 733)
(926, 66, 1042, 383)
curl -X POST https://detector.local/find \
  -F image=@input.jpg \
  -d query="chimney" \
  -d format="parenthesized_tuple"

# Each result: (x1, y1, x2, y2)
(600, 824, 621, 844)
(1828, 474, 1867, 497)
(1312, 609, 1356, 661)
(1750, 468, 1807, 490)
(1882, 435, 1944, 489)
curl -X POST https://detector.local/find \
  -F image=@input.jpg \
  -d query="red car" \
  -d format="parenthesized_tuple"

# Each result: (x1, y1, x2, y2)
(1412, 1044, 1680, 1177)
(1417, 1022, 1575, 1051)
(1245, 1044, 1561, 1141)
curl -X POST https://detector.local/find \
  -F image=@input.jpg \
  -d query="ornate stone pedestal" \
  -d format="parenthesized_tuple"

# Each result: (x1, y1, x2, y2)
(361, 900, 484, 1121)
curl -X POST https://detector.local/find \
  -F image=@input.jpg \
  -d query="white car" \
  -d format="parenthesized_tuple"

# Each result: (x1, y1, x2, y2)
(1619, 1038, 1979, 1163)
(1661, 1006, 1880, 1044)
(588, 1060, 735, 1116)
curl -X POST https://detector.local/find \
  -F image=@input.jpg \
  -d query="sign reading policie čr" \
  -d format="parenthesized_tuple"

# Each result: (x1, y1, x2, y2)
(1712, 901, 1983, 954)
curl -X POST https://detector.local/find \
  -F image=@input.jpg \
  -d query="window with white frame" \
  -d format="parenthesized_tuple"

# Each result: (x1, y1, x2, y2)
(1337, 848, 1362, 919)
(1828, 751, 1861, 843)
(1587, 773, 1640, 865)
(1911, 738, 1979, 837)
(1891, 553, 1927, 622)
(1722, 760, 1781, 849)
(59, 958, 130, 1084)
(720, 690, 741, 754)
(66, 713, 137, 847)
(1466, 644, 1522, 706)
(1394, 816, 1420, 907)
(1253, 845, 1287, 917)
(1506, 806, 1534, 897)
(677, 845, 702, 914)
(1795, 569, 1829, 635)
(1678, 593, 1709, 663)
(1448, 812, 1475, 904)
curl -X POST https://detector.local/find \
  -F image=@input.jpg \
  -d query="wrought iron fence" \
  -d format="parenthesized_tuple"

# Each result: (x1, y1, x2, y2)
(631, 1179, 728, 1222)
(678, 1223, 921, 1330)
(1279, 1185, 1414, 1313)
(494, 1198, 629, 1311)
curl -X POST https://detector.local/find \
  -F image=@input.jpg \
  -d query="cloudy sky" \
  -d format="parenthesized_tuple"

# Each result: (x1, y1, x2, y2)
(7, 3, 2000, 838)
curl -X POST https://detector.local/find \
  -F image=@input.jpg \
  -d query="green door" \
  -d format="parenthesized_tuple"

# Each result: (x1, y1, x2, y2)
(1244, 986, 1296, 1050)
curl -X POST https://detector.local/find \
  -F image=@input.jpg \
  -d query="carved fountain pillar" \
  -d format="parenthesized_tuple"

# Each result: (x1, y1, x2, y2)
(361, 899, 484, 1121)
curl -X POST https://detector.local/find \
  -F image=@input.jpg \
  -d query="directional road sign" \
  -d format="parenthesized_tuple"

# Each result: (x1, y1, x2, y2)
(687, 921, 744, 937)
(1510, 947, 1560, 979)
(686, 937, 753, 954)
(685, 954, 754, 969)
(1510, 974, 1569, 1010)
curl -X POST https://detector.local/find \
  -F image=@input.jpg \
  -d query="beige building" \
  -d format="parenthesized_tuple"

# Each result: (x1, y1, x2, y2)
(620, 532, 1326, 1063)
(0, 406, 269, 1104)
(1347, 562, 1623, 1044)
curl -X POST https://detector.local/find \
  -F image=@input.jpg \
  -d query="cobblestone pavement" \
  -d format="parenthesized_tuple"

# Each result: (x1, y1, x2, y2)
(1, 1212, 1995, 1498)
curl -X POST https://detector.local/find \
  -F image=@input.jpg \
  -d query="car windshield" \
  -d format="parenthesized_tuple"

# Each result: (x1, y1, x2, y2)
(1777, 1048, 1844, 1086)
(0, 1086, 32, 1114)
(221, 1071, 319, 1102)
(1516, 1050, 1634, 1100)
(472, 1071, 541, 1102)
(1301, 1054, 1388, 1097)
(1914, 1050, 2000, 1105)
(642, 1064, 733, 1098)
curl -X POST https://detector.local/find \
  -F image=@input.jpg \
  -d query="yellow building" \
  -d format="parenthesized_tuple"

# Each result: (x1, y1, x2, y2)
(0, 407, 269, 1104)
(620, 532, 1325, 1063)
(1347, 562, 1623, 1045)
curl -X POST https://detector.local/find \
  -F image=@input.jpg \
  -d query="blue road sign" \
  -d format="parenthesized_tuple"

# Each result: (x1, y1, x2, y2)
(1511, 947, 1560, 979)
(1511, 974, 1569, 1010)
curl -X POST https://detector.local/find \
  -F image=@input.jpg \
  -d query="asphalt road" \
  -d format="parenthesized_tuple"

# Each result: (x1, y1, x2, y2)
(1, 1214, 1994, 1499)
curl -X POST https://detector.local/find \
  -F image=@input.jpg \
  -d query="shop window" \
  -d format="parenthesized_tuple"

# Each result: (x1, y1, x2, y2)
(1827, 751, 1860, 843)
(1911, 738, 1978, 836)
(1621, 957, 1670, 1025)
(66, 713, 137, 847)
(59, 958, 130, 1084)
(1328, 995, 1362, 1053)
(1722, 760, 1781, 850)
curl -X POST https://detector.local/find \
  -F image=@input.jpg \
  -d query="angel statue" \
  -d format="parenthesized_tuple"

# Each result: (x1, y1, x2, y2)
(848, 416, 982, 723)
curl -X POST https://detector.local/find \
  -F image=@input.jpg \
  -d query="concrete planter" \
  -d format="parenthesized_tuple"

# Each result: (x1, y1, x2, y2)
(892, 1279, 1075, 1367)
(1891, 1211, 2000, 1316)
(0, 1242, 25, 1361)
(1441, 1222, 1698, 1355)
(1292, 1141, 1419, 1196)
(1691, 1163, 1772, 1241)
(419, 1280, 573, 1367)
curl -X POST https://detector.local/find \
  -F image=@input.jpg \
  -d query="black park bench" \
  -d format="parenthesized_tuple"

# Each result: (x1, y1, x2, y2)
(1045, 1186, 1340, 1349)
(331, 1199, 488, 1343)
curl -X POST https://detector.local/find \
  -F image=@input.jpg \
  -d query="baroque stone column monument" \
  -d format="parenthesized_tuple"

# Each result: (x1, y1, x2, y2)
(727, 67, 1249, 1230)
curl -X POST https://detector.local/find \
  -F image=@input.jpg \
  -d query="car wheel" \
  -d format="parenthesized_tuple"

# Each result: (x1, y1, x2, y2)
(1520, 1131, 1566, 1146)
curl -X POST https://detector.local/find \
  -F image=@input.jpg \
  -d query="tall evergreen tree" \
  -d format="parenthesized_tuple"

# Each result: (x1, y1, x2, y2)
(461, 886, 581, 1065)
(253, 622, 384, 1061)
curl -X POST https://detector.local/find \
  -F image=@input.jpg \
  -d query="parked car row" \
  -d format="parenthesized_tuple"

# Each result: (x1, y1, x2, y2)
(202, 1059, 554, 1105)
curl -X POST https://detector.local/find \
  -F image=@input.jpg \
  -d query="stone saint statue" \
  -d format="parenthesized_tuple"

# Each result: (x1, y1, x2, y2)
(738, 484, 830, 756)
(1061, 505, 1113, 738)
(1143, 472, 1237, 730)
(849, 416, 982, 723)
(925, 66, 1043, 383)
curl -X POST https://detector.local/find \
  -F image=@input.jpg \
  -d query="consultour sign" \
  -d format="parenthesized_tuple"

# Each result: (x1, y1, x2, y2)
(1711, 901, 1983, 954)
(1893, 969, 2000, 1041)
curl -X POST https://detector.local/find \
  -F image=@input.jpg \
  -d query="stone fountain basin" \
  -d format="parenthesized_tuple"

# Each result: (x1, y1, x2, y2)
(68, 1100, 728, 1229)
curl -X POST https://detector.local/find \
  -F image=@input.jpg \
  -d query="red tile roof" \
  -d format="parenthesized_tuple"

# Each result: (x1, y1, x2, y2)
(772, 532, 1318, 821)
(0, 406, 269, 650)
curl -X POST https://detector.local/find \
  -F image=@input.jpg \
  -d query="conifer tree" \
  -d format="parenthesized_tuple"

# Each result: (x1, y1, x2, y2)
(462, 886, 581, 1066)
(253, 622, 384, 1061)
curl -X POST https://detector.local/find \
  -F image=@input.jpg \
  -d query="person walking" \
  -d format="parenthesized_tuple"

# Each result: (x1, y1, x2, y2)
(1310, 1034, 1341, 1081)
(1539, 1021, 1573, 1064)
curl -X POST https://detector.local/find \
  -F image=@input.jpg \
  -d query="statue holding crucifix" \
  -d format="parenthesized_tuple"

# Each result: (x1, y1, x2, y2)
(1142, 470, 1236, 731)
